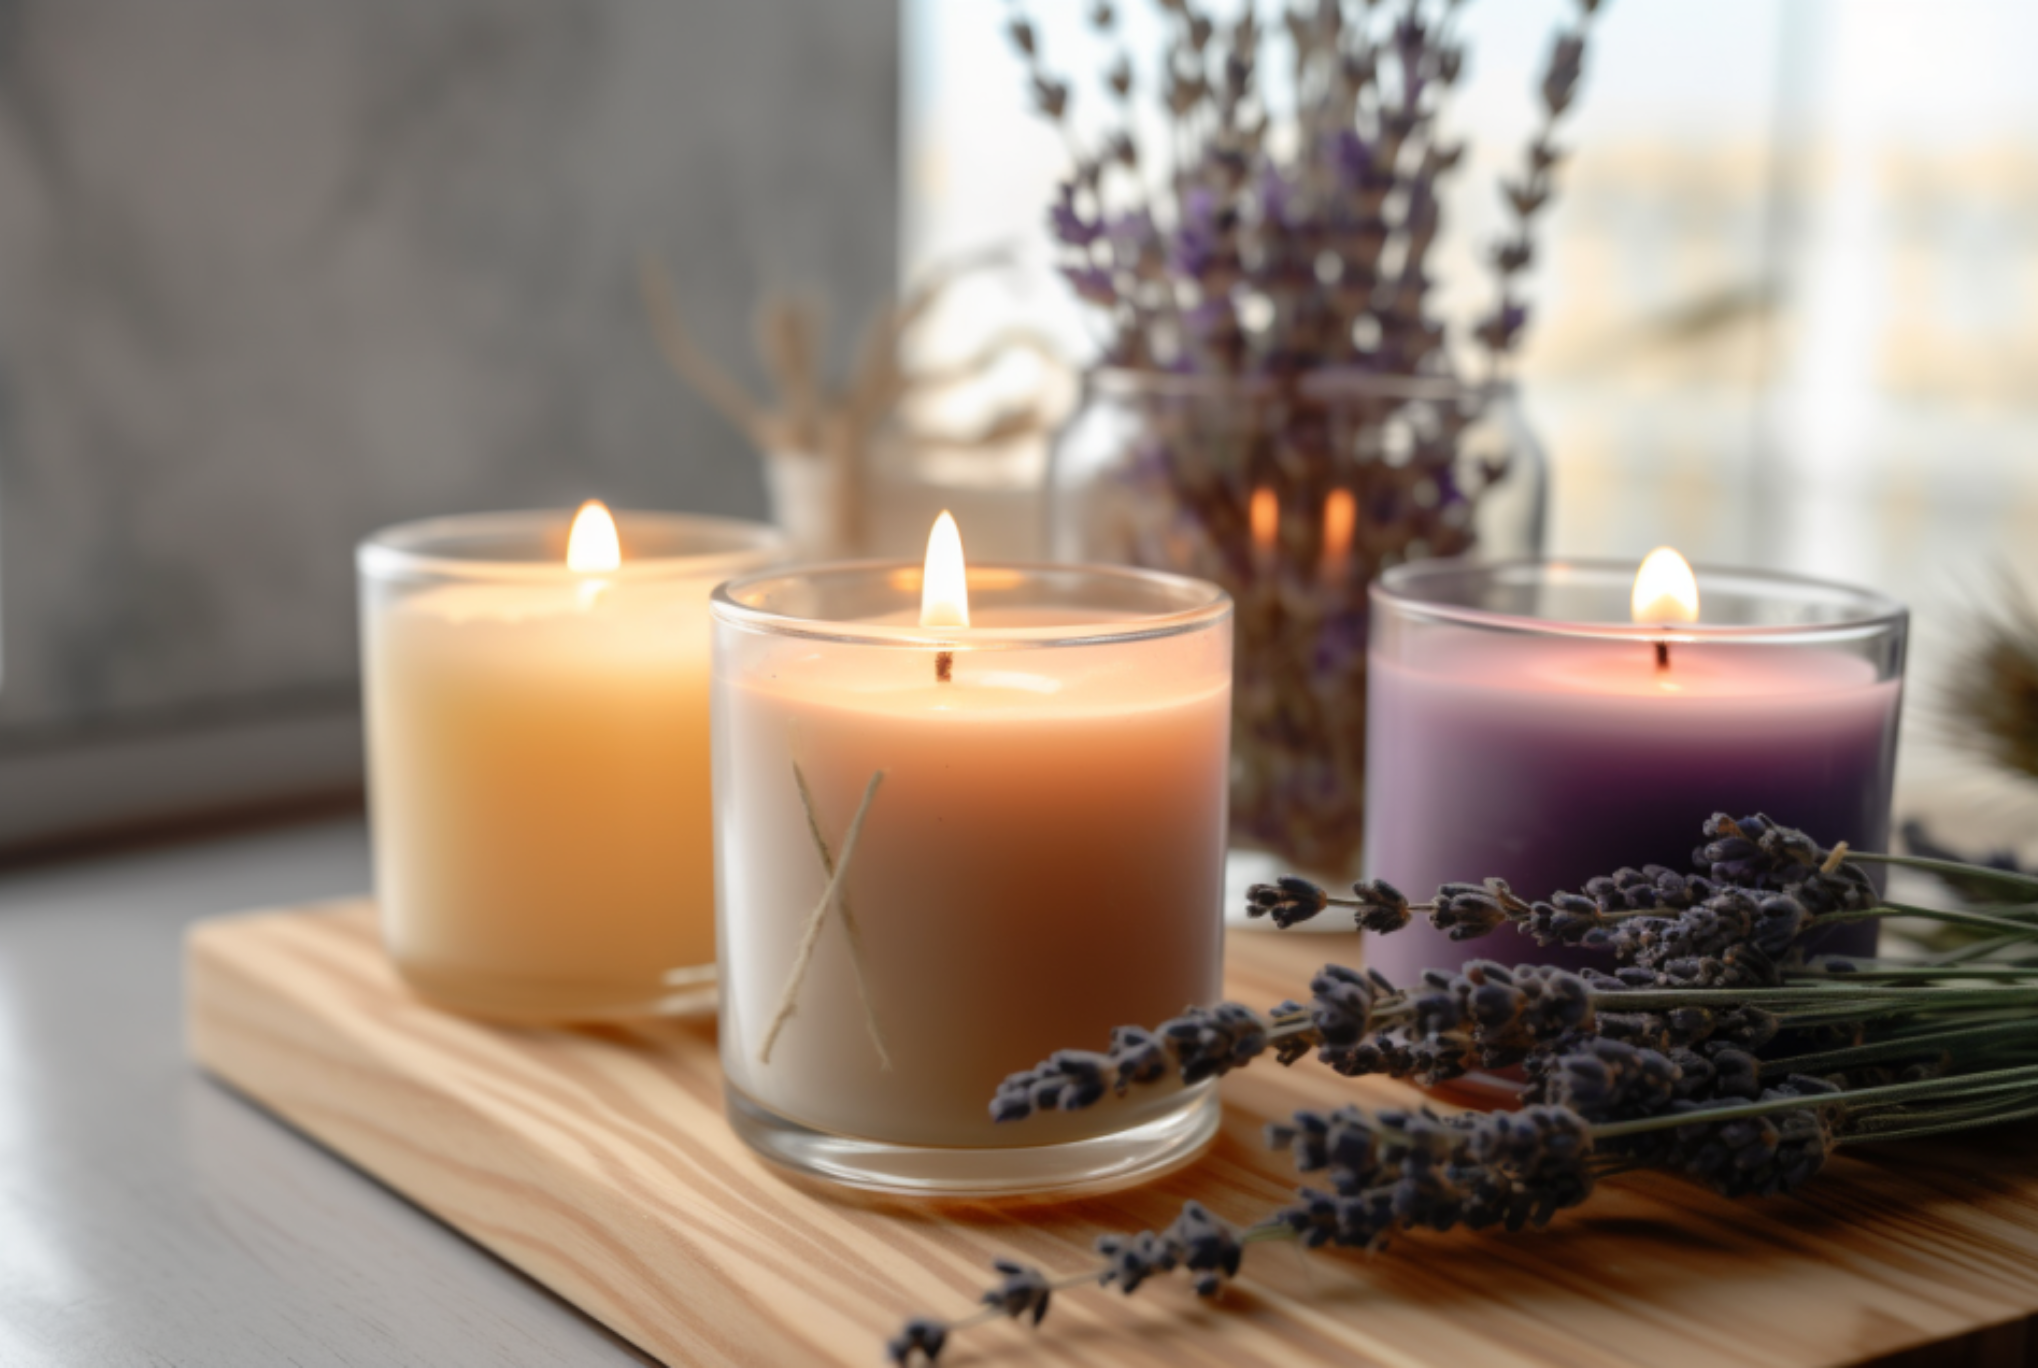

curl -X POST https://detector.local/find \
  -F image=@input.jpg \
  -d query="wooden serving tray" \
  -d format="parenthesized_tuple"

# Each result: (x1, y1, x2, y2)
(187, 902, 2038, 1368)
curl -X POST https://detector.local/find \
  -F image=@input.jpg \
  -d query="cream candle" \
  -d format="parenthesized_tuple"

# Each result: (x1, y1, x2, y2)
(358, 505, 781, 1022)
(710, 518, 1233, 1196)
(1362, 556, 1907, 982)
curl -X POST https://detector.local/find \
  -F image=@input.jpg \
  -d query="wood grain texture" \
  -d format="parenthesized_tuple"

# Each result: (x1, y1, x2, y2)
(187, 903, 2038, 1368)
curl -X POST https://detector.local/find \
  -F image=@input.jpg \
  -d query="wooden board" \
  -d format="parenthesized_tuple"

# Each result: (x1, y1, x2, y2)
(186, 902, 2038, 1368)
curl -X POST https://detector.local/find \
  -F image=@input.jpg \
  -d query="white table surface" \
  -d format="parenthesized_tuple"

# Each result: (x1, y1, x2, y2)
(0, 814, 652, 1367)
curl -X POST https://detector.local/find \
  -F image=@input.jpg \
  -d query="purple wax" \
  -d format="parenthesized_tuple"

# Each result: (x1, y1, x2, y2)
(1362, 630, 1903, 982)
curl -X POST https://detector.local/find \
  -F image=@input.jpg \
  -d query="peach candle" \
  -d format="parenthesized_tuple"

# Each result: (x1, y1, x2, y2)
(358, 504, 781, 1023)
(710, 517, 1234, 1196)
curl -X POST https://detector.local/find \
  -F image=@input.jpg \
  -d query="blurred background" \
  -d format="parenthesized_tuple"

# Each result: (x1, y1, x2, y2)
(4, 0, 2037, 851)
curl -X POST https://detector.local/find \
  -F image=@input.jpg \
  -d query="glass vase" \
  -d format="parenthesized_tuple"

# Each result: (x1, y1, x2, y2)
(1048, 368, 1545, 883)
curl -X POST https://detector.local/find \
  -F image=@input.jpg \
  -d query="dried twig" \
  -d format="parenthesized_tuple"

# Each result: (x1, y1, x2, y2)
(758, 769, 886, 1066)
(792, 762, 893, 1070)
(638, 255, 779, 449)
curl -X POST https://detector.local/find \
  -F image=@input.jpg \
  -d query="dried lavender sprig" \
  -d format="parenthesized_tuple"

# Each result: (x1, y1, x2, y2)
(887, 1201, 1272, 1364)
(908, 1031, 2038, 1363)
(892, 1102, 1590, 1363)
(1247, 812, 2038, 989)
(993, 964, 2038, 1129)
(905, 1045, 1955, 1364)
(1477, 0, 1601, 366)
(989, 957, 1859, 1120)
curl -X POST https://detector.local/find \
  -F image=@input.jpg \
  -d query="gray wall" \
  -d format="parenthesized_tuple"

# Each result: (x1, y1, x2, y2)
(0, 0, 899, 843)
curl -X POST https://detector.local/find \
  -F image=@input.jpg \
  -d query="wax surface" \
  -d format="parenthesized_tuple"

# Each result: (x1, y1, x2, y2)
(715, 633, 1230, 1148)
(1362, 633, 1901, 980)
(367, 578, 717, 1016)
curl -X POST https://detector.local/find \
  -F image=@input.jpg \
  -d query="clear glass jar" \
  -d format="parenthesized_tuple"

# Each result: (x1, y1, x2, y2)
(1049, 369, 1545, 883)
(357, 509, 782, 1022)
(710, 560, 1231, 1196)
(1364, 557, 1907, 982)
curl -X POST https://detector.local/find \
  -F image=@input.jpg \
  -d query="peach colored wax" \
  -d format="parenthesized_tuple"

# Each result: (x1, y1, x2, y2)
(713, 599, 1232, 1148)
(359, 508, 779, 1023)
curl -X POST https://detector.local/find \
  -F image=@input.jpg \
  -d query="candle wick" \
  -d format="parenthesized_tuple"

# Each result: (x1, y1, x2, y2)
(936, 649, 954, 684)
(1655, 640, 1671, 671)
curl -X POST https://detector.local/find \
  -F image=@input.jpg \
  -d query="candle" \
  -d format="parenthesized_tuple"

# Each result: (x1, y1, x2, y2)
(1362, 555, 1907, 982)
(710, 516, 1233, 1195)
(358, 504, 782, 1022)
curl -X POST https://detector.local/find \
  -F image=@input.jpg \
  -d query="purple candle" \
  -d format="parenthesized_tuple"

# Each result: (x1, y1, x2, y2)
(1362, 555, 1907, 983)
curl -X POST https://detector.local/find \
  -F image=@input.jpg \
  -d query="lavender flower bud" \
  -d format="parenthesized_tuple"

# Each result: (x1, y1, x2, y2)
(1707, 1048, 1761, 1100)
(1696, 815, 1871, 914)
(1277, 1186, 1362, 1249)
(1030, 74, 1069, 120)
(1667, 1048, 1715, 1099)
(886, 1317, 948, 1366)
(1049, 182, 1103, 248)
(1108, 1025, 1168, 1087)
(1431, 882, 1510, 940)
(1095, 1230, 1176, 1294)
(1544, 1039, 1679, 1121)
(989, 1071, 1038, 1123)
(1058, 264, 1118, 306)
(1350, 878, 1412, 934)
(1163, 1002, 1269, 1084)
(1526, 891, 1604, 944)
(1309, 964, 1375, 1046)
(1540, 32, 1586, 116)
(1168, 1201, 1244, 1296)
(1752, 894, 1812, 959)
(1246, 875, 1330, 928)
(1043, 1049, 1111, 1111)
(1271, 1105, 1388, 1193)
(1667, 1081, 1837, 1198)
(981, 1259, 1053, 1325)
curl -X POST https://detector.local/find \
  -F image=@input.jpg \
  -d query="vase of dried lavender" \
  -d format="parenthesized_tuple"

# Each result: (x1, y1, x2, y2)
(1005, 0, 1597, 877)
(1050, 368, 1543, 876)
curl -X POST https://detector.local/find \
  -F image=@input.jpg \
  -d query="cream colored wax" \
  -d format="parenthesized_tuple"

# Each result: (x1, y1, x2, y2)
(714, 616, 1231, 1148)
(366, 576, 718, 1021)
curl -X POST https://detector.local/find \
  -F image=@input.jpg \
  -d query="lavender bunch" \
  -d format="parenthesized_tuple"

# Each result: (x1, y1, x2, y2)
(998, 814, 2038, 1114)
(1007, 1, 1605, 877)
(893, 1058, 1903, 1364)
(1007, 0, 1600, 376)
(887, 812, 2038, 1363)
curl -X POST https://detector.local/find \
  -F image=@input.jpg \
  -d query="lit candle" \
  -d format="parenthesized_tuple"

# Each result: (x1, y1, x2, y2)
(1362, 553, 1907, 980)
(358, 504, 781, 1021)
(710, 516, 1233, 1195)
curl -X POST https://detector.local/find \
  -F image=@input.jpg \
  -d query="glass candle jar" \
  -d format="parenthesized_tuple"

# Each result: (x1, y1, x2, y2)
(358, 508, 782, 1022)
(1363, 558, 1907, 983)
(710, 561, 1232, 1196)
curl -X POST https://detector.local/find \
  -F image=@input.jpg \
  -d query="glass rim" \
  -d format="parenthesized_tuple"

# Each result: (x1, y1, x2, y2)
(1374, 556, 1908, 645)
(710, 558, 1233, 649)
(357, 508, 785, 585)
(1089, 366, 1513, 405)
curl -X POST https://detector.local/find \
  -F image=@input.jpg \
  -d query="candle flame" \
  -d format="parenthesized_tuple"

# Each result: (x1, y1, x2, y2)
(1249, 485, 1278, 553)
(1631, 546, 1699, 624)
(1320, 487, 1355, 580)
(920, 511, 970, 628)
(567, 500, 622, 573)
